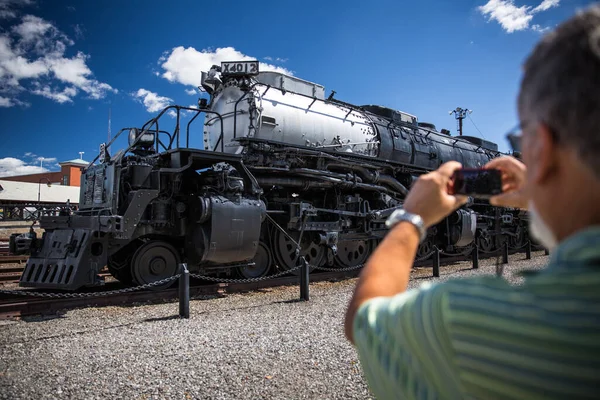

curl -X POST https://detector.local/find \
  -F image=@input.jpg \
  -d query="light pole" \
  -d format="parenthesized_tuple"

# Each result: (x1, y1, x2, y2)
(38, 177, 51, 219)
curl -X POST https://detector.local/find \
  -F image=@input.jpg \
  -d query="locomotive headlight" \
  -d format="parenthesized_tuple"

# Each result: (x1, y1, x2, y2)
(128, 128, 155, 148)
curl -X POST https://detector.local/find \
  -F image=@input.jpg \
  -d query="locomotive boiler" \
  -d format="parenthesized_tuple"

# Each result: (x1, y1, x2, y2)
(12, 60, 529, 291)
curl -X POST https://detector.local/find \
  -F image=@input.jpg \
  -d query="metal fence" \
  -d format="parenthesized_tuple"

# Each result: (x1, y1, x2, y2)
(0, 202, 76, 221)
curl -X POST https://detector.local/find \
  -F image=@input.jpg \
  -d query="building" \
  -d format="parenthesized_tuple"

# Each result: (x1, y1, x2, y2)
(0, 179, 80, 220)
(0, 179, 81, 205)
(0, 158, 89, 187)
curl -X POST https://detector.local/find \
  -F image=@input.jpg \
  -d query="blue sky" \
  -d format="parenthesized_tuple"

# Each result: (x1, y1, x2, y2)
(0, 0, 591, 177)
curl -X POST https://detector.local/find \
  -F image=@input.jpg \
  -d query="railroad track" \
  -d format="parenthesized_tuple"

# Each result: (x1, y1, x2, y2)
(0, 246, 544, 319)
(0, 266, 110, 284)
(0, 255, 28, 265)
(0, 239, 9, 255)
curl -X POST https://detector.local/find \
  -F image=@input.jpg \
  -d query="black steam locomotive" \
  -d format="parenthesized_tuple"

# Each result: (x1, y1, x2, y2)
(11, 60, 529, 290)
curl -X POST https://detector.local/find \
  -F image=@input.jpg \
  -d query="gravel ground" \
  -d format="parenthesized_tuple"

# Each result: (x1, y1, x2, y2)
(0, 251, 549, 400)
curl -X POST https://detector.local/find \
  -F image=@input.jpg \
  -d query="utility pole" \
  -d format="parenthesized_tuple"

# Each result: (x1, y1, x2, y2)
(449, 107, 472, 136)
(107, 102, 112, 143)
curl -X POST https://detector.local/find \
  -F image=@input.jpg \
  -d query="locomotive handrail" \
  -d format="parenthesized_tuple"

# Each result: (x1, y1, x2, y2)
(186, 109, 201, 147)
(86, 126, 135, 169)
(87, 106, 226, 168)
(232, 82, 261, 141)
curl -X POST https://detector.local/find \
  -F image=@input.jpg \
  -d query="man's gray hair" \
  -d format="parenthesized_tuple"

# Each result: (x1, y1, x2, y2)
(518, 3, 600, 178)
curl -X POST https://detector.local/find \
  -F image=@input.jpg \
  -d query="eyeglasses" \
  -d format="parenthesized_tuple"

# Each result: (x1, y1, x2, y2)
(504, 120, 559, 155)
(505, 123, 524, 154)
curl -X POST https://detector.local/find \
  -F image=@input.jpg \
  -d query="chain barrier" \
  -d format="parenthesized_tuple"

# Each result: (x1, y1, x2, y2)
(0, 274, 181, 298)
(438, 246, 474, 258)
(314, 263, 366, 272)
(189, 259, 307, 283)
(477, 246, 503, 255)
(508, 240, 532, 251)
(415, 249, 437, 262)
(0, 239, 548, 300)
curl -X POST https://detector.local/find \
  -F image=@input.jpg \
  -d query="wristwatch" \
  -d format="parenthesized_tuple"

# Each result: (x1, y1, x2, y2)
(385, 209, 427, 243)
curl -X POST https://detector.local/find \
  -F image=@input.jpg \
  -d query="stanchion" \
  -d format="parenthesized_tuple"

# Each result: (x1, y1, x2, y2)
(179, 263, 189, 319)
(526, 241, 531, 260)
(502, 241, 509, 264)
(472, 245, 479, 269)
(433, 247, 440, 277)
(300, 257, 309, 301)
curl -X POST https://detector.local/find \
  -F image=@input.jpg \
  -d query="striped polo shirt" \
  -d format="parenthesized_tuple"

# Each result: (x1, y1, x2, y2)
(352, 226, 600, 399)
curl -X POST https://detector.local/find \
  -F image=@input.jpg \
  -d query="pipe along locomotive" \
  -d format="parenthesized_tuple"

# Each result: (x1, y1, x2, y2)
(11, 60, 530, 291)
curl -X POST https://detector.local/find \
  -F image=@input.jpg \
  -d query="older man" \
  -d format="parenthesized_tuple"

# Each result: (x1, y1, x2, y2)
(344, 4, 600, 399)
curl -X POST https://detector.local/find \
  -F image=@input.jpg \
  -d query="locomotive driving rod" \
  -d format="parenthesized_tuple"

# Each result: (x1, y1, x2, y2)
(325, 163, 408, 195)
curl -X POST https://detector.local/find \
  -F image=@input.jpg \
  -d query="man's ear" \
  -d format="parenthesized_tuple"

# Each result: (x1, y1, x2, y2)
(529, 123, 558, 184)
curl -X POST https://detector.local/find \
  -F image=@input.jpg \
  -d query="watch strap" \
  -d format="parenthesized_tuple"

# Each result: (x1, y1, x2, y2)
(385, 209, 427, 243)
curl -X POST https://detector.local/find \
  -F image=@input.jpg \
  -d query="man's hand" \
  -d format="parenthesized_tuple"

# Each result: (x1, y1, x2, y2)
(484, 156, 529, 210)
(402, 161, 469, 228)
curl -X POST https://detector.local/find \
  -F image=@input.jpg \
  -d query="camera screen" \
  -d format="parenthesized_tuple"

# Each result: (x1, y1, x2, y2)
(454, 169, 502, 197)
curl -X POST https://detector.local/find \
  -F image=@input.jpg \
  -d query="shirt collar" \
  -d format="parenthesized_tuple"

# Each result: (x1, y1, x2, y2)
(546, 225, 600, 270)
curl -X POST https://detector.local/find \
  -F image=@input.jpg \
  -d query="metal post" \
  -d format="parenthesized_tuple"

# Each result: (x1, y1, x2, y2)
(502, 241, 509, 264)
(433, 247, 440, 277)
(472, 245, 479, 269)
(526, 241, 531, 260)
(300, 256, 309, 301)
(179, 263, 189, 319)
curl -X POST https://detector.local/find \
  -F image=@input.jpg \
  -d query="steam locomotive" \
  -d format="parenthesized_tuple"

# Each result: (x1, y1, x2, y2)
(11, 60, 529, 290)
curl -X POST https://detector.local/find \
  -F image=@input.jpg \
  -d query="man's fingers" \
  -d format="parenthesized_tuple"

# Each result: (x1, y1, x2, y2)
(453, 194, 469, 208)
(485, 156, 526, 174)
(436, 161, 463, 178)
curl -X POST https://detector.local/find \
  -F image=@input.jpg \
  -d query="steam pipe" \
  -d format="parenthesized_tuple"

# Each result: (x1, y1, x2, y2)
(326, 163, 408, 195)
(256, 177, 333, 189)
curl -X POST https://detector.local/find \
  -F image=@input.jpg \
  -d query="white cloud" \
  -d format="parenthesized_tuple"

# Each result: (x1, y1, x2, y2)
(185, 88, 196, 95)
(159, 46, 293, 87)
(0, 95, 13, 107)
(31, 85, 77, 103)
(531, 24, 551, 33)
(36, 156, 56, 164)
(0, 12, 117, 107)
(0, 156, 56, 177)
(532, 0, 560, 13)
(133, 88, 173, 113)
(0, 0, 34, 19)
(477, 0, 560, 33)
(167, 110, 177, 118)
(0, 94, 29, 107)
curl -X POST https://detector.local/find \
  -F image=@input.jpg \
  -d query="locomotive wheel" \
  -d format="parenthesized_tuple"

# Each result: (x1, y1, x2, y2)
(271, 230, 324, 275)
(237, 241, 272, 279)
(334, 240, 372, 269)
(510, 225, 526, 249)
(131, 240, 180, 290)
(477, 229, 495, 253)
(416, 238, 433, 260)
